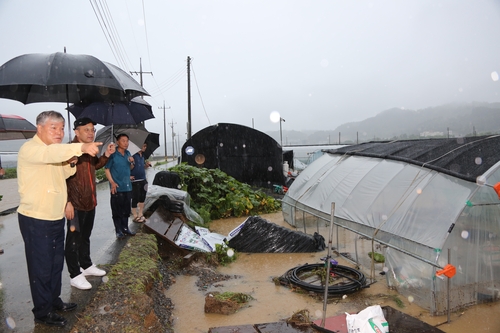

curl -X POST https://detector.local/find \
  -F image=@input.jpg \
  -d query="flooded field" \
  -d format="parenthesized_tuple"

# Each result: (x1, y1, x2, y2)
(167, 212, 500, 332)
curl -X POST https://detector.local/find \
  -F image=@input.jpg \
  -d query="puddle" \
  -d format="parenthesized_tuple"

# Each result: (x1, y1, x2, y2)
(167, 213, 500, 332)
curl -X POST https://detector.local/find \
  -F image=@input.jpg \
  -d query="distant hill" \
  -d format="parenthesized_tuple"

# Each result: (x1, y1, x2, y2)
(267, 102, 500, 145)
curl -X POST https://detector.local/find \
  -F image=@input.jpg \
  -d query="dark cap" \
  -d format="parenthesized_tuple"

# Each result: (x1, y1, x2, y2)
(73, 117, 97, 129)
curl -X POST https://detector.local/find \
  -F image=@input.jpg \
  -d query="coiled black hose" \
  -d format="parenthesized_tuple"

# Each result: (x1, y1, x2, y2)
(281, 263, 366, 295)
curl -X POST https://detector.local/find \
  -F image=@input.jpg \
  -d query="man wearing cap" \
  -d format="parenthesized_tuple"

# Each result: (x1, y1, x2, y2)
(64, 117, 115, 290)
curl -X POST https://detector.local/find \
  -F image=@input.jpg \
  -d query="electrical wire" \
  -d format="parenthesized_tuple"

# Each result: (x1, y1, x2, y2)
(191, 61, 211, 125)
(89, 0, 130, 71)
(89, 0, 121, 67)
(101, 0, 133, 70)
(141, 0, 153, 73)
(146, 65, 186, 95)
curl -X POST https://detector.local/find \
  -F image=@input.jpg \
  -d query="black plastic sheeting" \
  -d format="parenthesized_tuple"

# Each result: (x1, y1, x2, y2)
(153, 171, 181, 189)
(326, 135, 500, 183)
(145, 195, 184, 215)
(228, 216, 325, 253)
(381, 306, 445, 333)
(180, 123, 285, 187)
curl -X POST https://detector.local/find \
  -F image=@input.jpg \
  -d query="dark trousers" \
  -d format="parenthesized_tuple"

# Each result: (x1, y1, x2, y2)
(65, 208, 95, 278)
(110, 191, 132, 234)
(18, 213, 65, 319)
(131, 180, 147, 207)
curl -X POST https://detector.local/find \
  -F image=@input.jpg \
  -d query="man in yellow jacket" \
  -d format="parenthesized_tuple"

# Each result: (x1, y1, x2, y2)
(17, 111, 102, 327)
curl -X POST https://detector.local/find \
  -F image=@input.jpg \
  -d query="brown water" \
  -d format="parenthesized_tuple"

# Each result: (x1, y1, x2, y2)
(167, 212, 500, 333)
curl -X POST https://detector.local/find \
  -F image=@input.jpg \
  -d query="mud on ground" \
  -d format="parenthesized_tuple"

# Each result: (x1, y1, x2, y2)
(69, 232, 231, 333)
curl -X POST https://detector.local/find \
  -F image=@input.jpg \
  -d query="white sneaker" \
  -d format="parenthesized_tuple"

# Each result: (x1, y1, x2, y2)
(70, 274, 92, 290)
(82, 264, 106, 277)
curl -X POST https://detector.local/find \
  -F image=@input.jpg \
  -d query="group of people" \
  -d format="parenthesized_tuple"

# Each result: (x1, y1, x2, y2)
(17, 111, 151, 327)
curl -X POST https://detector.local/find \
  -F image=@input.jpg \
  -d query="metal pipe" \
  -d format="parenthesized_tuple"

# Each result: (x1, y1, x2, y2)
(321, 202, 335, 328)
(287, 202, 445, 269)
(446, 249, 451, 323)
(302, 210, 306, 234)
(355, 236, 359, 264)
(336, 225, 339, 255)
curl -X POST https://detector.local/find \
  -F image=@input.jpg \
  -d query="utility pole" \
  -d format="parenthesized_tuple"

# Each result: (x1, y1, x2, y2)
(169, 120, 177, 158)
(187, 56, 192, 140)
(130, 58, 153, 87)
(158, 102, 170, 160)
(279, 117, 285, 147)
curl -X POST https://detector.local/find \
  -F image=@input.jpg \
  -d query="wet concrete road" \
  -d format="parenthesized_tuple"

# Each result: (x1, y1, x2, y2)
(0, 165, 167, 332)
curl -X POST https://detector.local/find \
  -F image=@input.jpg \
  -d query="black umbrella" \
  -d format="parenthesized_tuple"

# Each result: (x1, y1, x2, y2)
(67, 96, 154, 126)
(0, 114, 36, 140)
(0, 52, 149, 140)
(95, 124, 158, 157)
(143, 132, 160, 159)
(0, 52, 149, 104)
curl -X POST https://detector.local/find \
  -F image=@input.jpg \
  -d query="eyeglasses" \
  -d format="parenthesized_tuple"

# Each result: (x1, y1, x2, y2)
(78, 128, 96, 133)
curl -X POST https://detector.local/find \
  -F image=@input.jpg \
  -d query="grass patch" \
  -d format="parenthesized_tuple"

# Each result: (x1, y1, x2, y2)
(390, 294, 405, 308)
(214, 291, 253, 303)
(203, 243, 238, 266)
(103, 233, 160, 295)
(95, 168, 106, 182)
(1, 168, 16, 179)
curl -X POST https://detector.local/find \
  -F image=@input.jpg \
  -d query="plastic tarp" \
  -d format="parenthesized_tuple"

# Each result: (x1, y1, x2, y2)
(227, 216, 325, 253)
(284, 154, 477, 261)
(144, 185, 205, 226)
(283, 142, 500, 314)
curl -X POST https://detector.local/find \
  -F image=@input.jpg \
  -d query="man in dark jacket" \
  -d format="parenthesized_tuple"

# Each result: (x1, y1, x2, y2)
(65, 117, 116, 290)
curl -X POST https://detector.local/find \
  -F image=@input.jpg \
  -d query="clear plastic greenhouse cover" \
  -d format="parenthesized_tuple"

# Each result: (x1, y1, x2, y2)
(283, 136, 500, 315)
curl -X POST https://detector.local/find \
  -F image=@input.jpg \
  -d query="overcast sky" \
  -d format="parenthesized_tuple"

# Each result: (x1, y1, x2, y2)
(1, 0, 499, 143)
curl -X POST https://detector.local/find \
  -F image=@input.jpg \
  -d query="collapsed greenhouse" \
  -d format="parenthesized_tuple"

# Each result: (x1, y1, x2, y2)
(282, 135, 500, 315)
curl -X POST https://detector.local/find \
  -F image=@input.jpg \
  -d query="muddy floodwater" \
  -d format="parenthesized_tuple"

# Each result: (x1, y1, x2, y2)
(167, 212, 500, 333)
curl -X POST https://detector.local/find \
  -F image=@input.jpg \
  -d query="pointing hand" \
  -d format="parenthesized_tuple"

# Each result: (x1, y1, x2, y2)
(82, 142, 103, 156)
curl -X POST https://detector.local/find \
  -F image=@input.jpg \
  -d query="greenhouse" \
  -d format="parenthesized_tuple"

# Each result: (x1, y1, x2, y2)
(180, 123, 284, 187)
(282, 135, 500, 315)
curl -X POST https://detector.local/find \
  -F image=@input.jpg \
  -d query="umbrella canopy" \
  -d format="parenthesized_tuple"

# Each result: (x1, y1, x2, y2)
(67, 96, 154, 126)
(0, 52, 149, 104)
(0, 114, 36, 140)
(95, 124, 154, 157)
(143, 132, 160, 159)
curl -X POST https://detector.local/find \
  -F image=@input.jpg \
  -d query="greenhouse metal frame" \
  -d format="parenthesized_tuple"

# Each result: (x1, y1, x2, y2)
(282, 136, 500, 315)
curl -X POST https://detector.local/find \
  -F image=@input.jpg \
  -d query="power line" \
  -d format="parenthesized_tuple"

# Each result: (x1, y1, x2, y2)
(101, 0, 133, 70)
(89, 0, 131, 71)
(95, 0, 126, 68)
(124, 0, 140, 65)
(89, 0, 121, 66)
(146, 66, 185, 95)
(141, 0, 153, 74)
(191, 61, 211, 125)
(98, 0, 127, 69)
